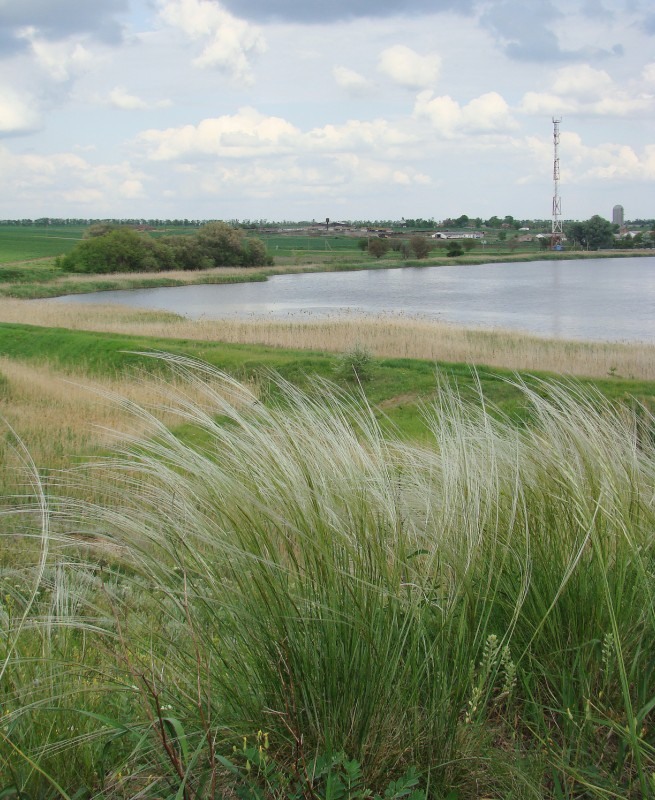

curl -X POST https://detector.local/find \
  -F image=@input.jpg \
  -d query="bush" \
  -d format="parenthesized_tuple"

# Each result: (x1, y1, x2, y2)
(59, 222, 272, 273)
(60, 228, 150, 273)
(446, 242, 464, 257)
(409, 235, 431, 259)
(334, 343, 374, 381)
(367, 238, 390, 259)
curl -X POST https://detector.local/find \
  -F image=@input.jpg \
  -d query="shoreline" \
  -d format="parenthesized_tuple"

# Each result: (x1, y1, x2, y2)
(2, 248, 653, 300)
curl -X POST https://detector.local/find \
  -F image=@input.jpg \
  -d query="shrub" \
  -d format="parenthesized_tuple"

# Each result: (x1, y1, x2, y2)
(334, 343, 374, 381)
(409, 235, 431, 259)
(59, 222, 272, 273)
(446, 241, 464, 257)
(367, 238, 390, 259)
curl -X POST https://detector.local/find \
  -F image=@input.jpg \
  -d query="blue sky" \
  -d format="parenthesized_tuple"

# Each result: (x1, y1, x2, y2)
(1, 0, 654, 221)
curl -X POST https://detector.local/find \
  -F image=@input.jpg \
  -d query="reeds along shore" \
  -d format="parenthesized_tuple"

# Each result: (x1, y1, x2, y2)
(1, 298, 653, 381)
(1, 359, 655, 798)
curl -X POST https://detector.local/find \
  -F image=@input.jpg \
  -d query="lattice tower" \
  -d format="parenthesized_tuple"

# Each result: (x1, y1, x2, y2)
(551, 117, 563, 247)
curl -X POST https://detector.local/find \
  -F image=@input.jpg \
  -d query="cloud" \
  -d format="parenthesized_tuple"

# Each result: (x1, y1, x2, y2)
(414, 90, 517, 137)
(333, 66, 373, 95)
(526, 132, 655, 182)
(136, 107, 417, 161)
(16, 27, 96, 82)
(481, 0, 620, 62)
(157, 0, 265, 84)
(520, 65, 655, 117)
(136, 108, 416, 162)
(215, 0, 474, 24)
(0, 86, 42, 135)
(108, 86, 171, 110)
(641, 13, 655, 35)
(378, 45, 440, 89)
(0, 0, 127, 56)
(136, 107, 301, 160)
(305, 119, 416, 152)
(0, 145, 148, 210)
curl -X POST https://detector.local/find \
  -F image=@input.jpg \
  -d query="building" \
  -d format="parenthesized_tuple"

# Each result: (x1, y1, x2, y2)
(612, 204, 624, 226)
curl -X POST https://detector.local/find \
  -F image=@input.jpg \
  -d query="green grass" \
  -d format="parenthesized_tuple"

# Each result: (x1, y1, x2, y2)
(1, 360, 654, 798)
(0, 322, 653, 434)
(0, 225, 85, 263)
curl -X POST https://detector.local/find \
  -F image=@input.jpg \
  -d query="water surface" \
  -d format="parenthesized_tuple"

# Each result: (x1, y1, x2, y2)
(50, 257, 655, 343)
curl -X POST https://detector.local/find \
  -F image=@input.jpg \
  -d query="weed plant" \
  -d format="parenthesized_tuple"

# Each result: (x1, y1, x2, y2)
(1, 358, 654, 798)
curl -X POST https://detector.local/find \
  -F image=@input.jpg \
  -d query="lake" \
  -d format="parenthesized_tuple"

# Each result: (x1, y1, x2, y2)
(50, 257, 655, 343)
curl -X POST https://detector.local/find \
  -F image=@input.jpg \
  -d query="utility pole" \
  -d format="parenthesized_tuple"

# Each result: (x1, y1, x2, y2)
(551, 117, 563, 249)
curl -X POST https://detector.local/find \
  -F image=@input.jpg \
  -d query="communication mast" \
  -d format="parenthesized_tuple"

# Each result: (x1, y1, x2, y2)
(551, 117, 563, 249)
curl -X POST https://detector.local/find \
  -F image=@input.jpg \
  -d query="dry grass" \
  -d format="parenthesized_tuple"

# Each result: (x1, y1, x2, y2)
(4, 298, 654, 381)
(0, 356, 258, 498)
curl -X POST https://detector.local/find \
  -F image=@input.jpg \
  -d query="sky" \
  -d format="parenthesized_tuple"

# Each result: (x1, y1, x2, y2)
(1, 0, 654, 222)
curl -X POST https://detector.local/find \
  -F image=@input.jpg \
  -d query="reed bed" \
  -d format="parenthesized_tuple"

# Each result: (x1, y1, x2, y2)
(3, 297, 654, 381)
(2, 358, 654, 798)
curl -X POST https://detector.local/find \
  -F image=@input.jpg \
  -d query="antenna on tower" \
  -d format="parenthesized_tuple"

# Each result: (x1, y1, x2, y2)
(551, 117, 563, 250)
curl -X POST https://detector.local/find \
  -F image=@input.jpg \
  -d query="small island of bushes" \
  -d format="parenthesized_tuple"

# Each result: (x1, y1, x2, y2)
(56, 221, 273, 274)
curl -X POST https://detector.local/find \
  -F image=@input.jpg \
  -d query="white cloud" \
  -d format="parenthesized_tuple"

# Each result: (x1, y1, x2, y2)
(0, 146, 148, 210)
(414, 90, 517, 136)
(136, 108, 416, 163)
(332, 66, 373, 95)
(520, 64, 654, 117)
(551, 65, 613, 99)
(377, 45, 440, 89)
(641, 62, 655, 84)
(137, 107, 301, 160)
(120, 179, 145, 198)
(17, 27, 96, 82)
(108, 86, 171, 110)
(305, 119, 416, 152)
(157, 0, 265, 84)
(525, 131, 655, 183)
(0, 86, 42, 134)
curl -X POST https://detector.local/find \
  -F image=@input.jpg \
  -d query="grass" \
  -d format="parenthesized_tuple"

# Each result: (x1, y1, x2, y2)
(1, 298, 653, 382)
(0, 225, 84, 263)
(1, 359, 654, 798)
(0, 240, 654, 796)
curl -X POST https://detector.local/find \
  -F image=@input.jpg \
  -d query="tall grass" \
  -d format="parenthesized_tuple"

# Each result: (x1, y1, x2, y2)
(1, 299, 653, 381)
(2, 359, 654, 797)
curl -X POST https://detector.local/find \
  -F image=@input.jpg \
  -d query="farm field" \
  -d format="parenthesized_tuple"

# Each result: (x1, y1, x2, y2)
(0, 224, 85, 262)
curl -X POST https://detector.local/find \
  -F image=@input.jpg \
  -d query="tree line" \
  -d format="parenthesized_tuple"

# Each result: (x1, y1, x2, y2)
(57, 223, 272, 274)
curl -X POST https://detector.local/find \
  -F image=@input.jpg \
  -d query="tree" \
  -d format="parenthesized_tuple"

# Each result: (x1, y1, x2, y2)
(409, 236, 431, 259)
(196, 222, 249, 266)
(367, 238, 390, 258)
(566, 216, 614, 250)
(462, 239, 477, 252)
(61, 228, 150, 273)
(60, 222, 272, 273)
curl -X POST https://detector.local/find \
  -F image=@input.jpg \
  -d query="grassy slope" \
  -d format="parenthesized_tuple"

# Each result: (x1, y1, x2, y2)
(1, 322, 653, 440)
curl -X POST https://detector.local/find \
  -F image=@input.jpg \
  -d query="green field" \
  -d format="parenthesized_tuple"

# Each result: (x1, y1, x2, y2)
(0, 224, 86, 262)
(0, 223, 546, 266)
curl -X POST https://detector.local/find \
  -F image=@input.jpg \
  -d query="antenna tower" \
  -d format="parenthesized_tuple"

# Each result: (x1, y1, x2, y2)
(551, 117, 563, 248)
